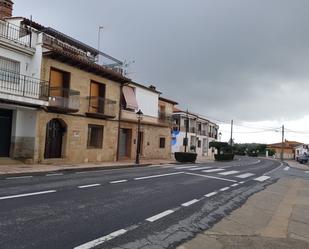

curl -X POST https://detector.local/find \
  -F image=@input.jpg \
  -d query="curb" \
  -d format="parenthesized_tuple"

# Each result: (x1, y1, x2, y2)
(0, 163, 154, 179)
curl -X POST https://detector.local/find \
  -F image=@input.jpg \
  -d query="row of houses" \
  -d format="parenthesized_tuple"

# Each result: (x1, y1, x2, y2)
(0, 0, 218, 164)
(267, 140, 308, 160)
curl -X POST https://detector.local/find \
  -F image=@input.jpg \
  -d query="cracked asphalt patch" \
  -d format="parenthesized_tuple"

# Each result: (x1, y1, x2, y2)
(99, 179, 278, 249)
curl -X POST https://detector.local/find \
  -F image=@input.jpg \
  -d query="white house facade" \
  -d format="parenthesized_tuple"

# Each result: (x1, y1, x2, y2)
(172, 110, 219, 159)
(0, 1, 49, 159)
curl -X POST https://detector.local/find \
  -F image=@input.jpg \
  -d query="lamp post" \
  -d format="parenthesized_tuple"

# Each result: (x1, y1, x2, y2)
(135, 109, 143, 165)
(219, 132, 222, 142)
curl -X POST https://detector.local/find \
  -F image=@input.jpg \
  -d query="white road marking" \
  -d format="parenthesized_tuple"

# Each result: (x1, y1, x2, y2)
(284, 166, 290, 171)
(75, 170, 104, 174)
(146, 210, 174, 222)
(202, 168, 225, 173)
(184, 172, 237, 183)
(205, 192, 217, 197)
(74, 229, 127, 249)
(220, 187, 230, 191)
(110, 180, 128, 184)
(78, 184, 101, 189)
(134, 172, 184, 180)
(0, 190, 57, 200)
(187, 166, 212, 171)
(236, 173, 255, 179)
(239, 181, 245, 184)
(231, 183, 239, 187)
(254, 176, 271, 182)
(6, 176, 33, 180)
(174, 165, 197, 169)
(46, 173, 63, 177)
(219, 170, 239, 176)
(306, 171, 309, 174)
(181, 199, 199, 207)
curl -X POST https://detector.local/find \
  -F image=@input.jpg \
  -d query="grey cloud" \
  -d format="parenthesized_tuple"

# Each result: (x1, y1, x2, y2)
(14, 0, 309, 122)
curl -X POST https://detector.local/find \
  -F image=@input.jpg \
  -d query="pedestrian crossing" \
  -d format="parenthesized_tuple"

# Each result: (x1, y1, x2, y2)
(173, 165, 271, 182)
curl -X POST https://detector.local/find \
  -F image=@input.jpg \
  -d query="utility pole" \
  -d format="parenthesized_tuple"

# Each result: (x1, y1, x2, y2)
(281, 125, 284, 162)
(230, 120, 233, 146)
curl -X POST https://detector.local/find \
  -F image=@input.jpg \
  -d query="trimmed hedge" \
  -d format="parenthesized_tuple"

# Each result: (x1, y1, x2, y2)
(174, 152, 197, 163)
(214, 153, 235, 161)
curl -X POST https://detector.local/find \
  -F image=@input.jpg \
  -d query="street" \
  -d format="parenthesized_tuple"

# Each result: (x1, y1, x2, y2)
(0, 157, 282, 249)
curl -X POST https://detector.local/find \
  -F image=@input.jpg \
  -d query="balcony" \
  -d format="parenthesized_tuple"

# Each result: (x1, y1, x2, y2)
(48, 87, 80, 113)
(158, 111, 172, 124)
(0, 19, 31, 47)
(0, 68, 49, 103)
(85, 96, 117, 119)
(190, 127, 196, 133)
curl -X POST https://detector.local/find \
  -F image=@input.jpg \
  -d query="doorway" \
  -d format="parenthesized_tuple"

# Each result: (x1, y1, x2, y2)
(0, 109, 12, 157)
(44, 119, 66, 159)
(119, 128, 132, 158)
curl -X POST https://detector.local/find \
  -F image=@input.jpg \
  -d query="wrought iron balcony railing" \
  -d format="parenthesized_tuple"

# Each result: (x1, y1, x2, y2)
(158, 111, 172, 124)
(0, 19, 31, 47)
(48, 87, 80, 112)
(86, 96, 117, 118)
(0, 68, 49, 101)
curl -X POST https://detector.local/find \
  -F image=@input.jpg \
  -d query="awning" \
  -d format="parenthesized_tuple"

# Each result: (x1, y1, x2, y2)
(122, 86, 138, 110)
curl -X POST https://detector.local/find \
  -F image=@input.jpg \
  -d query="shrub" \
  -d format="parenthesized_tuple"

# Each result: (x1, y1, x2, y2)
(214, 153, 235, 161)
(174, 152, 197, 163)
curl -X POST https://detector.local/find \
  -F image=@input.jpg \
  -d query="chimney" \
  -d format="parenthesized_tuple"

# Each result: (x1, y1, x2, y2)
(0, 0, 13, 19)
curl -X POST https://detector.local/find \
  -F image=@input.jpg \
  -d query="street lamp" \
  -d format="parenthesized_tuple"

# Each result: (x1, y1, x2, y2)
(135, 109, 143, 164)
(219, 132, 222, 141)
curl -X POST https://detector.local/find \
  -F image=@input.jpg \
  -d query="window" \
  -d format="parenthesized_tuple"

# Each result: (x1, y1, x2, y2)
(0, 56, 20, 85)
(90, 81, 106, 113)
(159, 137, 166, 148)
(87, 124, 104, 148)
(198, 140, 202, 148)
(50, 68, 70, 97)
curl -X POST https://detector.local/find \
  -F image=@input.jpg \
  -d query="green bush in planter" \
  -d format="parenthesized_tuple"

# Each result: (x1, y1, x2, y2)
(214, 153, 235, 161)
(174, 152, 197, 163)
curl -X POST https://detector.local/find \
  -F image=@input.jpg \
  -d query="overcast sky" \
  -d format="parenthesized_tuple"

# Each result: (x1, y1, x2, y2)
(13, 0, 309, 144)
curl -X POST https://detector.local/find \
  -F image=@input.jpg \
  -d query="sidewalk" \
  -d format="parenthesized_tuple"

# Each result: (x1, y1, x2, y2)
(285, 159, 309, 170)
(178, 177, 309, 249)
(0, 157, 215, 176)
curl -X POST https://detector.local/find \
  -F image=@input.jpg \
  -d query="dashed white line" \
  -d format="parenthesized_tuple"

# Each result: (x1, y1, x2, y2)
(78, 184, 101, 189)
(187, 166, 212, 171)
(6, 176, 33, 180)
(184, 172, 237, 183)
(231, 183, 239, 187)
(110, 180, 128, 184)
(0, 190, 57, 200)
(181, 199, 199, 207)
(174, 165, 197, 169)
(74, 229, 127, 249)
(220, 187, 230, 192)
(204, 192, 217, 197)
(134, 172, 184, 180)
(236, 173, 255, 179)
(284, 166, 290, 171)
(46, 173, 63, 177)
(202, 168, 225, 173)
(219, 170, 239, 176)
(254, 176, 271, 182)
(146, 210, 175, 222)
(239, 181, 245, 184)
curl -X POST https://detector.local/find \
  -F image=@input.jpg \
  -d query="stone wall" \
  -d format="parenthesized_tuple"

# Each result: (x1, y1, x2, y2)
(120, 121, 172, 160)
(35, 111, 119, 164)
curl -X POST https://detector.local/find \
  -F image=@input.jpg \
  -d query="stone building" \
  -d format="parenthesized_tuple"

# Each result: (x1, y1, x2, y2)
(0, 1, 178, 164)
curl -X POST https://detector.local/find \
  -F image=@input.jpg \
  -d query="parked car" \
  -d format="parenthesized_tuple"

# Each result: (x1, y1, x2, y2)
(296, 154, 309, 164)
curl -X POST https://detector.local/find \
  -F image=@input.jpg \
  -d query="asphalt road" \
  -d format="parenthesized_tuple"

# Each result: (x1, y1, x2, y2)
(0, 157, 284, 249)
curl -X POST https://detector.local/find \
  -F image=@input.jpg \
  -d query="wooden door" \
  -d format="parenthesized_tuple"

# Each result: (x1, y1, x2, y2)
(90, 81, 106, 114)
(44, 119, 64, 159)
(119, 129, 132, 158)
(0, 109, 12, 157)
(50, 69, 64, 97)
